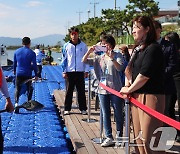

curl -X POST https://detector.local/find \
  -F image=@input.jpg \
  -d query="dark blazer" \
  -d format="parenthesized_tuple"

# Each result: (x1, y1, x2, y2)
(160, 38, 177, 94)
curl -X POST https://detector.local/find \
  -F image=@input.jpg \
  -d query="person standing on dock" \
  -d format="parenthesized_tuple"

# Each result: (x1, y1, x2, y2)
(0, 66, 14, 154)
(61, 27, 89, 115)
(13, 37, 38, 113)
(120, 16, 165, 154)
(34, 45, 45, 79)
(154, 21, 177, 121)
(164, 32, 180, 143)
(82, 35, 125, 147)
(46, 47, 53, 65)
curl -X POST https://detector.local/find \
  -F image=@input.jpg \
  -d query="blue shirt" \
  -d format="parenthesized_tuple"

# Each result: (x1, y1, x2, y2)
(13, 46, 37, 77)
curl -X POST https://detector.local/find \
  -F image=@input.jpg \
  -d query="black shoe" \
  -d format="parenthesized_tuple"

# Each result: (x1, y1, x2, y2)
(14, 108, 19, 114)
(176, 135, 180, 143)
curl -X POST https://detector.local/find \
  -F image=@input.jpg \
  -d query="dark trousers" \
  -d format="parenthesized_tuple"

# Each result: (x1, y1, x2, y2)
(15, 76, 33, 103)
(64, 72, 87, 111)
(174, 79, 180, 136)
(174, 79, 180, 121)
(37, 65, 42, 78)
(0, 117, 3, 154)
(164, 94, 177, 120)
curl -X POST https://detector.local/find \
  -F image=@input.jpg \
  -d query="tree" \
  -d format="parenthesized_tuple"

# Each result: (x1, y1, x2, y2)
(102, 0, 159, 36)
(102, 9, 133, 35)
(162, 24, 180, 36)
(56, 41, 62, 47)
(64, 18, 106, 46)
(63, 0, 159, 45)
(127, 0, 159, 17)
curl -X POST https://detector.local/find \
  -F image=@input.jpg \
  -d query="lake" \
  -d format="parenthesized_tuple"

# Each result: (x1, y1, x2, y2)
(6, 50, 62, 65)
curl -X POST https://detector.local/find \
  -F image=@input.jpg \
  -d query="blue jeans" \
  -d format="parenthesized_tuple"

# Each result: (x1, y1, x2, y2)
(98, 94, 124, 138)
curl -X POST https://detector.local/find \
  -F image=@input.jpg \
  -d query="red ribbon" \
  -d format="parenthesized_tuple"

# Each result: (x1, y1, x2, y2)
(99, 82, 180, 130)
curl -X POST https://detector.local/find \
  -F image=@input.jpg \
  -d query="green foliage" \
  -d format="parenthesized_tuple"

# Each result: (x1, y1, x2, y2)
(6, 46, 22, 50)
(161, 25, 180, 37)
(127, 0, 159, 17)
(63, 0, 159, 46)
(117, 35, 134, 45)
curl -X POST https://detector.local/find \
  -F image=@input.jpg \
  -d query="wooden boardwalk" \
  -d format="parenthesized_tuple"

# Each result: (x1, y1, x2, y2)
(54, 90, 180, 154)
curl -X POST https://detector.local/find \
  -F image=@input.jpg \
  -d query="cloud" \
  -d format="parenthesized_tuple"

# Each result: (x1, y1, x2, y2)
(26, 1, 43, 7)
(0, 3, 13, 9)
(0, 12, 7, 18)
(0, 3, 16, 18)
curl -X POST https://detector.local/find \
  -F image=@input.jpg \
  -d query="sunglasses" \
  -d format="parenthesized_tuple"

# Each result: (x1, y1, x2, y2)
(71, 32, 78, 35)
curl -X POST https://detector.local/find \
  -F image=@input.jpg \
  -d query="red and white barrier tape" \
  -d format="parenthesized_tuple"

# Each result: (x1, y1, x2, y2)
(99, 83, 180, 130)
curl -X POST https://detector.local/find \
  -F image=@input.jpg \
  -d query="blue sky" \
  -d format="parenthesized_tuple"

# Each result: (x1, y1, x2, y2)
(0, 0, 178, 39)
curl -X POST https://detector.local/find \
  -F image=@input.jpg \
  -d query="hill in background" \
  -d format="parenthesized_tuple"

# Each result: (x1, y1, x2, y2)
(0, 34, 65, 47)
(32, 34, 65, 46)
(0, 37, 22, 46)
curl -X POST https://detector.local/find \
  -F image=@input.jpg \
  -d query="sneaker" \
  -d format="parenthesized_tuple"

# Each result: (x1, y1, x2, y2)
(64, 111, 70, 115)
(81, 110, 87, 115)
(14, 108, 19, 114)
(115, 135, 123, 147)
(101, 137, 114, 147)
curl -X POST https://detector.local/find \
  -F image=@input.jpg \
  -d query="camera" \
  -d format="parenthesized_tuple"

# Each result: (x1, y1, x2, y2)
(94, 45, 107, 52)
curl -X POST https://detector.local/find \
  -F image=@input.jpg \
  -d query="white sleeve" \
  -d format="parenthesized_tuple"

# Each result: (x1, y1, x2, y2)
(0, 68, 10, 98)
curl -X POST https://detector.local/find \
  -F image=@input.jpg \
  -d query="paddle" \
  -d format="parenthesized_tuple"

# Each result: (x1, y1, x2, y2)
(0, 109, 7, 113)
(0, 100, 44, 113)
(14, 78, 45, 113)
(22, 77, 47, 85)
(21, 78, 34, 85)
(15, 100, 44, 111)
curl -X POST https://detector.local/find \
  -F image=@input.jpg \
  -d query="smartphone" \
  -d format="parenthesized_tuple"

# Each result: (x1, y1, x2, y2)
(94, 45, 107, 52)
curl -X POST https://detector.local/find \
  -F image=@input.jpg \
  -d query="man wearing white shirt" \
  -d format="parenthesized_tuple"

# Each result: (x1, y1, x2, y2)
(34, 45, 45, 79)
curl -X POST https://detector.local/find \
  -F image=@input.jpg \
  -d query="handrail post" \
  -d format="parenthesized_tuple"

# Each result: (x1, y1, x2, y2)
(82, 71, 97, 123)
(87, 71, 91, 121)
(124, 98, 130, 154)
(92, 107, 103, 144)
(99, 108, 103, 143)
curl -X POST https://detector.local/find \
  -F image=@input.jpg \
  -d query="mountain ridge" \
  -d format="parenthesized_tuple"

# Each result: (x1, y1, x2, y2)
(0, 34, 65, 46)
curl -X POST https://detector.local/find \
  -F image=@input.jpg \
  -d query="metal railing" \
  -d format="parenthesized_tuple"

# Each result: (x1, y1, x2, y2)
(82, 71, 97, 123)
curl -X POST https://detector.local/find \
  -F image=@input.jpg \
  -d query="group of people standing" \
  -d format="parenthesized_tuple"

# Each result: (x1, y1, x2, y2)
(0, 15, 179, 154)
(61, 15, 180, 154)
(61, 27, 125, 146)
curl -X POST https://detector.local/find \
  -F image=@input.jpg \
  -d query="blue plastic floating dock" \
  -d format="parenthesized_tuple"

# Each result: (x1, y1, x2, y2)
(0, 65, 72, 154)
